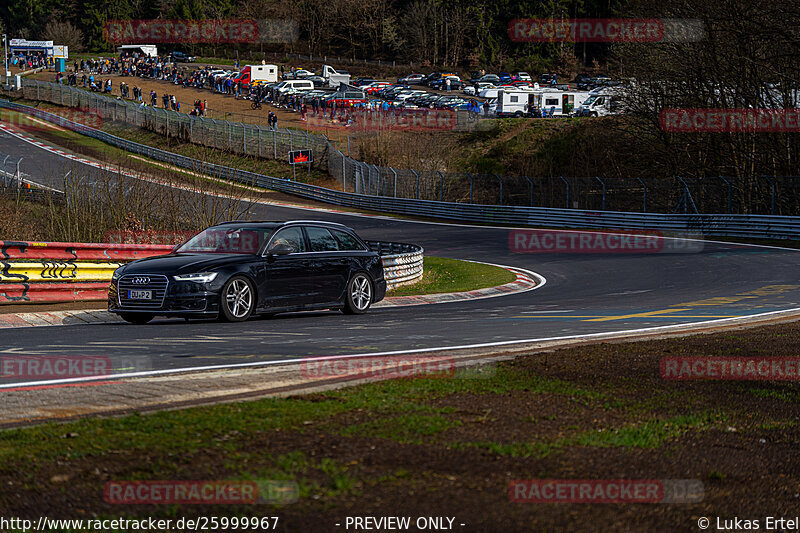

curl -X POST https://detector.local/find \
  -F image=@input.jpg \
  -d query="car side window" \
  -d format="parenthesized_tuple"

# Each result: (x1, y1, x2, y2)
(306, 227, 340, 252)
(269, 227, 306, 253)
(331, 230, 367, 251)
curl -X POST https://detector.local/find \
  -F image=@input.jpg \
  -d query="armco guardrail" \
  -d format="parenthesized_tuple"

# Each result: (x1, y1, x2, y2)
(368, 241, 424, 288)
(0, 239, 422, 304)
(2, 99, 800, 240)
(0, 241, 173, 304)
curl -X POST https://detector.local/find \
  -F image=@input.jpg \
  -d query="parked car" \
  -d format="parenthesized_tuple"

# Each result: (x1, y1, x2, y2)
(108, 221, 387, 323)
(364, 81, 392, 94)
(470, 74, 500, 85)
(516, 72, 532, 81)
(463, 81, 496, 95)
(398, 73, 426, 85)
(498, 72, 512, 82)
(350, 77, 377, 87)
(170, 51, 196, 63)
(430, 76, 464, 90)
(422, 72, 458, 87)
(574, 73, 594, 90)
(325, 89, 368, 106)
(305, 75, 328, 88)
(283, 69, 314, 80)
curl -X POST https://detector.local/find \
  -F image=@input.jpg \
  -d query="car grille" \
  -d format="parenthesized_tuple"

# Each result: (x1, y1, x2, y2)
(118, 274, 169, 309)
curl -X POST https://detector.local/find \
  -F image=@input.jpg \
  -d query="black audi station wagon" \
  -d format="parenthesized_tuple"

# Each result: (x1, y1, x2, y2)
(108, 220, 387, 324)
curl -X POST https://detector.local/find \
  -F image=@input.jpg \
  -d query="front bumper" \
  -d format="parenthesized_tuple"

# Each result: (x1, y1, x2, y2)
(108, 278, 220, 317)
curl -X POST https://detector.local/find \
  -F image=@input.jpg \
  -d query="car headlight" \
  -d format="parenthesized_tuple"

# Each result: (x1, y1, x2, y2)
(173, 272, 219, 283)
(112, 266, 125, 280)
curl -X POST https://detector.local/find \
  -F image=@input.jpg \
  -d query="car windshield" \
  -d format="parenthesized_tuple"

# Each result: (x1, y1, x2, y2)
(175, 226, 275, 255)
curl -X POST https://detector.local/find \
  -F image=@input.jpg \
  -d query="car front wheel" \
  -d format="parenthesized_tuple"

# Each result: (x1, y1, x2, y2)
(343, 273, 373, 315)
(220, 276, 255, 322)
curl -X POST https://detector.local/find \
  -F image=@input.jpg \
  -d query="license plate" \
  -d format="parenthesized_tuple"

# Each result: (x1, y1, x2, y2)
(128, 290, 152, 300)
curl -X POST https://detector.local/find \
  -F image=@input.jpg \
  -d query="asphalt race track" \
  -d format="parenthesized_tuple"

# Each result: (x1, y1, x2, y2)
(2, 125, 800, 386)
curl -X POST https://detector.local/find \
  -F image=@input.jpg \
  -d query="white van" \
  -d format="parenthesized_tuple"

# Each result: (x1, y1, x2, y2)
(276, 80, 314, 94)
(576, 87, 626, 117)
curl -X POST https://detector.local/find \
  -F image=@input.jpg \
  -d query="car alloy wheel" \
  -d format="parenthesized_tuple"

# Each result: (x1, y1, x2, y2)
(344, 273, 373, 314)
(221, 276, 255, 321)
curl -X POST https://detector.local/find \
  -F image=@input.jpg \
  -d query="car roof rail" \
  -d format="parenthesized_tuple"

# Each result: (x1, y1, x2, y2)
(283, 220, 349, 228)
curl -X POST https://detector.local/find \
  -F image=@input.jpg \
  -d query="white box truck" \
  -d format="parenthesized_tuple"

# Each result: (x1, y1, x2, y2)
(321, 65, 351, 88)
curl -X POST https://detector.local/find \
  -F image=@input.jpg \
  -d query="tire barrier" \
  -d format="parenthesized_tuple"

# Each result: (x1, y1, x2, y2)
(367, 241, 424, 289)
(0, 240, 423, 304)
(0, 241, 172, 304)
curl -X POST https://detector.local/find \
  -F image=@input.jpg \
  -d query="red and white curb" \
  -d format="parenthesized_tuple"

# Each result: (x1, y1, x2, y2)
(0, 266, 542, 329)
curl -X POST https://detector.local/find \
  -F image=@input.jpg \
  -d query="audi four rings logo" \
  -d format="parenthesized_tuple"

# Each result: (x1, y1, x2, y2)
(132, 277, 151, 285)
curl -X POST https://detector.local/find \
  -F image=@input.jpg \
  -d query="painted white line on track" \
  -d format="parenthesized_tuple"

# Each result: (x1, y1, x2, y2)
(2, 306, 799, 390)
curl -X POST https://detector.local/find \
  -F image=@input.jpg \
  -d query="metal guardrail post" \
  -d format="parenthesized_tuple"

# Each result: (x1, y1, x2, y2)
(719, 176, 732, 213)
(559, 176, 570, 208)
(15, 158, 22, 191)
(763, 175, 776, 214)
(391, 168, 398, 198)
(524, 176, 533, 207)
(493, 174, 504, 205)
(465, 172, 474, 204)
(258, 127, 262, 157)
(436, 171, 444, 201)
(373, 165, 382, 196)
(594, 176, 606, 210)
(411, 169, 420, 199)
(635, 177, 648, 213)
(226, 121, 231, 150)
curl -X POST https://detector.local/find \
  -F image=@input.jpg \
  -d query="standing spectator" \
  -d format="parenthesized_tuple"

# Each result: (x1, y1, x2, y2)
(300, 103, 307, 121)
(445, 77, 451, 92)
(151, 91, 157, 107)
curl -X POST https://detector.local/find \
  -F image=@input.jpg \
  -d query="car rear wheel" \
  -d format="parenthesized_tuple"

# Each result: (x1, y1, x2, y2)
(220, 276, 255, 322)
(119, 312, 154, 325)
(343, 273, 373, 315)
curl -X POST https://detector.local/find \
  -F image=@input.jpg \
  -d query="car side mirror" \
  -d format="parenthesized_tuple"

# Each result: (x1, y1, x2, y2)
(268, 243, 293, 256)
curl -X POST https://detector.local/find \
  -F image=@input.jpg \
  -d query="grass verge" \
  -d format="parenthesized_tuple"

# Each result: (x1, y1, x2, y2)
(2, 323, 799, 529)
(390, 257, 516, 296)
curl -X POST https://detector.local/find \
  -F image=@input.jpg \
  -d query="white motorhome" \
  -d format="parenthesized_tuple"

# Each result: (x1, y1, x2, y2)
(321, 65, 351, 88)
(478, 87, 501, 99)
(576, 86, 627, 117)
(117, 44, 158, 58)
(496, 90, 536, 117)
(527, 89, 591, 117)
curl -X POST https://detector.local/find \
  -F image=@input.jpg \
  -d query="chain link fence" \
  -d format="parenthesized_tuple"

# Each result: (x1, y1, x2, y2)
(16, 79, 800, 215)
